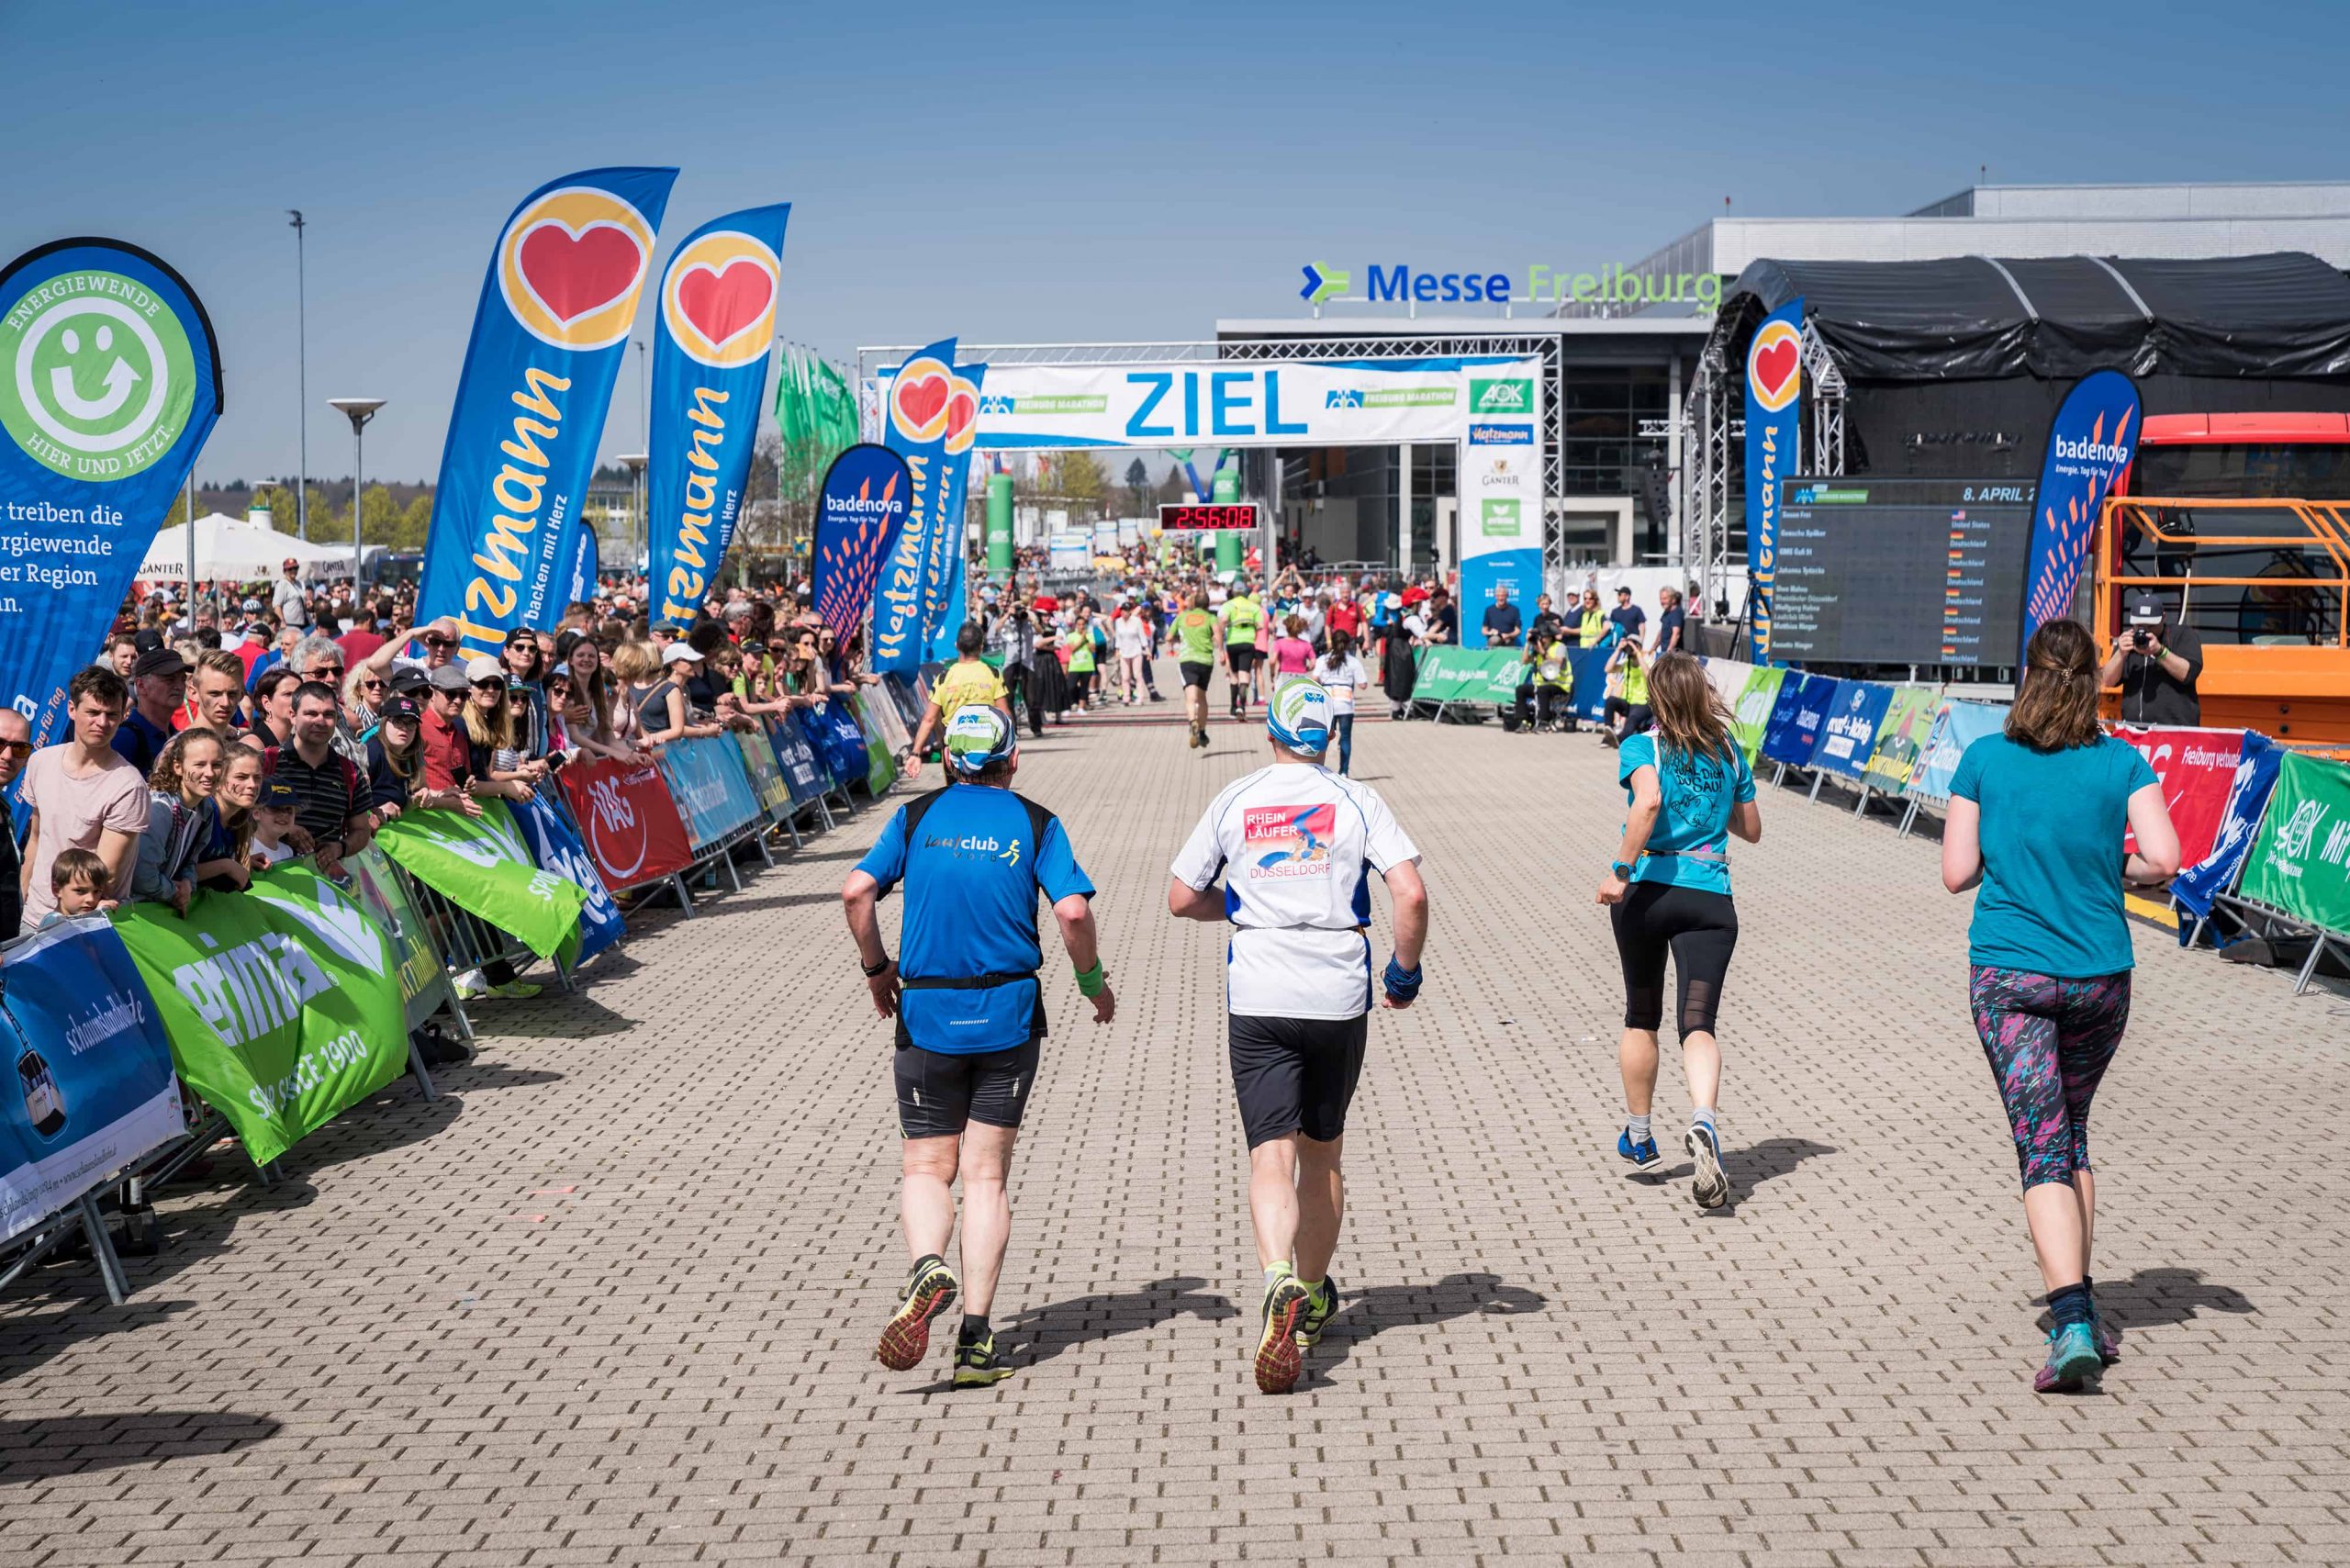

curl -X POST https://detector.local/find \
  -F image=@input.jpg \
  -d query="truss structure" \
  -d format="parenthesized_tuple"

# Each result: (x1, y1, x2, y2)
(1679, 317, 1846, 612)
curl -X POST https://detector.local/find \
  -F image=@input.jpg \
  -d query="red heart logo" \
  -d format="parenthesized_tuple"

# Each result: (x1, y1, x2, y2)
(946, 390, 978, 444)
(897, 373, 949, 431)
(517, 221, 643, 326)
(1753, 339, 1797, 400)
(676, 260, 773, 349)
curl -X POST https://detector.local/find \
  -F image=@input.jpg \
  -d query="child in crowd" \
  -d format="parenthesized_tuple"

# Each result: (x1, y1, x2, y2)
(44, 847, 114, 925)
(250, 778, 300, 868)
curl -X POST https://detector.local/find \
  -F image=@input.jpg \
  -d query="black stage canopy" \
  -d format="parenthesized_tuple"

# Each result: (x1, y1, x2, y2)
(1720, 252, 2350, 381)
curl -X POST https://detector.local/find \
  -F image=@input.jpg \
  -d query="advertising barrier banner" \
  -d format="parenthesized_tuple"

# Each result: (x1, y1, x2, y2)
(1906, 700, 2009, 805)
(2239, 751, 2350, 935)
(768, 713, 829, 806)
(1456, 360, 1546, 648)
(375, 802, 587, 958)
(416, 167, 677, 658)
(1729, 666, 1786, 763)
(852, 692, 900, 795)
(2020, 369, 2141, 663)
(0, 240, 224, 758)
(1567, 647, 1611, 720)
(1, 918, 184, 1245)
(809, 443, 912, 638)
(555, 755, 694, 891)
(644, 203, 790, 625)
(510, 790, 624, 962)
(873, 336, 963, 675)
(116, 866, 408, 1167)
(1861, 685, 1942, 794)
(1743, 297, 1803, 660)
(1813, 680, 1894, 780)
(659, 733, 765, 846)
(2111, 724, 2244, 872)
(810, 702, 870, 789)
(2172, 731, 2283, 929)
(790, 710, 845, 794)
(1413, 646, 1518, 705)
(1761, 672, 1836, 767)
(343, 846, 453, 1031)
(735, 726, 794, 823)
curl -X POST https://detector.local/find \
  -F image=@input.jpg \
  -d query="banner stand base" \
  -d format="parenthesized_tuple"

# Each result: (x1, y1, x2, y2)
(0, 1186, 135, 1308)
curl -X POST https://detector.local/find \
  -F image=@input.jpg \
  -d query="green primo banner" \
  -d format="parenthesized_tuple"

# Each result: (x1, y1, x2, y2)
(114, 863, 408, 1166)
(1729, 666, 1786, 763)
(375, 802, 587, 959)
(2241, 751, 2350, 935)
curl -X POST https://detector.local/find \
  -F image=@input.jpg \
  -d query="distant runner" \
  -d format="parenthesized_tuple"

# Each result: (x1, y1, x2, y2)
(1219, 577, 1265, 717)
(1168, 588, 1223, 751)
(1168, 677, 1428, 1393)
(843, 708, 1116, 1388)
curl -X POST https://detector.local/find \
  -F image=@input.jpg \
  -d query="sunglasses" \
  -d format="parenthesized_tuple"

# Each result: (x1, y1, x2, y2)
(472, 679, 505, 692)
(0, 740, 31, 758)
(358, 677, 386, 691)
(423, 635, 455, 649)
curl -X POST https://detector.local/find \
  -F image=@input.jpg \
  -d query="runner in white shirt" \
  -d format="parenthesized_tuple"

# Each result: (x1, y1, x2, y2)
(1167, 677, 1428, 1394)
(1112, 607, 1150, 705)
(1311, 632, 1370, 778)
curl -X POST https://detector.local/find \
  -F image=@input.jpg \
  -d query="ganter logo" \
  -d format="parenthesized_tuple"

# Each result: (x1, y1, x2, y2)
(661, 230, 779, 369)
(2, 270, 196, 480)
(497, 185, 657, 351)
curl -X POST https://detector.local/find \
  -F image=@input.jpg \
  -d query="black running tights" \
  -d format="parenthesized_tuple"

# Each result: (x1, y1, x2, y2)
(1608, 880, 1738, 1038)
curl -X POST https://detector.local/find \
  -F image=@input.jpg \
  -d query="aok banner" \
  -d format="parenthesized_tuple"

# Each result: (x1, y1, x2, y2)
(1457, 361, 1546, 647)
(0, 917, 184, 1245)
(418, 168, 677, 658)
(115, 867, 408, 1167)
(645, 203, 791, 624)
(2238, 751, 2350, 935)
(0, 241, 223, 752)
(556, 755, 694, 891)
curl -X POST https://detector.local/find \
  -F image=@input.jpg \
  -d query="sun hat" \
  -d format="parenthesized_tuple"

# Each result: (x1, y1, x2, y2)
(943, 706, 1017, 778)
(1267, 676, 1331, 756)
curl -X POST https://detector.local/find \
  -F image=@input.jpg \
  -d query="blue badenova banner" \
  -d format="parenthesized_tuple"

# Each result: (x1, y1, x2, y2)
(1811, 679, 1894, 780)
(873, 338, 964, 674)
(810, 443, 912, 638)
(0, 240, 222, 751)
(644, 204, 791, 625)
(1760, 671, 1836, 767)
(1742, 297, 1803, 662)
(1, 916, 185, 1245)
(2020, 369, 2141, 664)
(510, 789, 624, 962)
(923, 361, 989, 663)
(418, 168, 677, 659)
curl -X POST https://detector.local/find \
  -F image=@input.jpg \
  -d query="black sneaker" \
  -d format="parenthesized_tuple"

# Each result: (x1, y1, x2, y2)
(953, 1330, 1013, 1388)
(1294, 1276, 1340, 1348)
(876, 1255, 957, 1371)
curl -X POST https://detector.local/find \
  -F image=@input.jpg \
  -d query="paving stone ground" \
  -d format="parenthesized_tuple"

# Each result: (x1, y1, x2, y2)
(5, 707, 2347, 1567)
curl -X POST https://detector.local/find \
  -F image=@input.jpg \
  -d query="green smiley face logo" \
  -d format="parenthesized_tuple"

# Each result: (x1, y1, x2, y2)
(1, 271, 196, 480)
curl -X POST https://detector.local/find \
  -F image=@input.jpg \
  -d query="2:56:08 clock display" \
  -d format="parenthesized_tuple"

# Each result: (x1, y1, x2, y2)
(1158, 503, 1261, 532)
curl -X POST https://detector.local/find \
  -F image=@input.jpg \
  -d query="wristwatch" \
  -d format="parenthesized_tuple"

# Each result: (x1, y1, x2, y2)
(1610, 860, 1636, 879)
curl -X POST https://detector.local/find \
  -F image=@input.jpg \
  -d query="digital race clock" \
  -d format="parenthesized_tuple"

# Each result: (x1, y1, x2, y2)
(1158, 503, 1261, 532)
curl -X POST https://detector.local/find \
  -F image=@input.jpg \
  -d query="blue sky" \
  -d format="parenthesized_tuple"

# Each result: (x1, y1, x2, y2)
(5, 0, 2344, 486)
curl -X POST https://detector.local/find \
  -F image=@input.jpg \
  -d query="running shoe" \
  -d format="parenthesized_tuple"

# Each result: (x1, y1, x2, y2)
(876, 1255, 958, 1371)
(1254, 1269, 1312, 1394)
(1685, 1122, 1730, 1209)
(1294, 1276, 1340, 1349)
(952, 1330, 1013, 1388)
(487, 980, 543, 1000)
(2032, 1321, 2103, 1394)
(1617, 1126, 1663, 1174)
(2090, 1303, 2121, 1365)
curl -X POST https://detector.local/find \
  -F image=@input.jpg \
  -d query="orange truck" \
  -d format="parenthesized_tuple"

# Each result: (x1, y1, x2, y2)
(2098, 412, 2350, 748)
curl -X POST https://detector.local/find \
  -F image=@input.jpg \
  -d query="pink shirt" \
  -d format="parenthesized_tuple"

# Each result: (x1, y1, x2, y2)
(1270, 636, 1314, 676)
(19, 745, 150, 931)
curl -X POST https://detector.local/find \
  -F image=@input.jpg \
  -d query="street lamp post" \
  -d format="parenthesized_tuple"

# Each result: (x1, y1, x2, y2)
(329, 398, 386, 590)
(620, 453, 648, 581)
(288, 210, 309, 541)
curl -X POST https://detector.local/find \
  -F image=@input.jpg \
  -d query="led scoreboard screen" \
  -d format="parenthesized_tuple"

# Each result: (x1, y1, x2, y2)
(1158, 502, 1261, 532)
(1770, 477, 2034, 667)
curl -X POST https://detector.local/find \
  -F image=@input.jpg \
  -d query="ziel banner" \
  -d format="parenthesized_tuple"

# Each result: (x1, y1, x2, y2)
(2020, 369, 2140, 663)
(810, 443, 911, 637)
(1457, 362, 1546, 648)
(0, 240, 223, 754)
(1907, 700, 2008, 805)
(1, 917, 184, 1245)
(116, 867, 407, 1167)
(873, 337, 966, 675)
(556, 755, 693, 890)
(1861, 685, 1942, 794)
(645, 203, 790, 624)
(2239, 751, 2350, 935)
(1742, 298, 1803, 660)
(510, 790, 624, 962)
(375, 801, 588, 958)
(418, 167, 677, 658)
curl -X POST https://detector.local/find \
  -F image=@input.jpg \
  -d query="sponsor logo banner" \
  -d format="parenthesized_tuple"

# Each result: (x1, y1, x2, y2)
(0, 917, 184, 1244)
(1742, 300, 1803, 660)
(1458, 360, 1546, 650)
(2173, 731, 2283, 924)
(418, 168, 677, 658)
(1860, 686, 1942, 794)
(923, 357, 988, 664)
(872, 337, 961, 674)
(2020, 369, 2140, 661)
(556, 755, 694, 890)
(375, 801, 588, 958)
(810, 442, 912, 638)
(645, 204, 790, 624)
(657, 733, 766, 847)
(1905, 700, 2008, 805)
(2109, 724, 2244, 873)
(1760, 670, 1837, 767)
(767, 712, 831, 806)
(510, 789, 625, 962)
(0, 241, 221, 758)
(2241, 750, 2350, 935)
(1813, 679, 1895, 780)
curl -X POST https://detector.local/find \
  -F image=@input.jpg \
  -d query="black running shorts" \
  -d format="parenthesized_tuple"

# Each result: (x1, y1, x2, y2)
(1226, 644, 1258, 674)
(1180, 660, 1214, 690)
(894, 1037, 1042, 1139)
(1227, 1014, 1369, 1148)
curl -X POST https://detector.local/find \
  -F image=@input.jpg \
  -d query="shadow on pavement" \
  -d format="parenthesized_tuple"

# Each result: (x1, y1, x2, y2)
(1002, 1275, 1237, 1371)
(435, 1063, 565, 1091)
(1649, 1136, 1839, 1208)
(0, 1410, 282, 1482)
(1308, 1271, 1549, 1382)
(2034, 1267, 2255, 1334)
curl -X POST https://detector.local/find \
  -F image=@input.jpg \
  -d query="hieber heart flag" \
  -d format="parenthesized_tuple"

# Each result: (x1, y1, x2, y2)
(1741, 297, 1803, 662)
(872, 338, 968, 674)
(418, 168, 677, 658)
(644, 204, 791, 625)
(920, 355, 987, 663)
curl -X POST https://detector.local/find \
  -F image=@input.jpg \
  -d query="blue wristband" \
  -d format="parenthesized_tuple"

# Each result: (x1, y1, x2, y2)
(1382, 956, 1422, 1003)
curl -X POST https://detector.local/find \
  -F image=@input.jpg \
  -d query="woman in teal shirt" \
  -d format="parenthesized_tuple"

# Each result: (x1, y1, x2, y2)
(1595, 652, 1762, 1210)
(1942, 619, 2178, 1394)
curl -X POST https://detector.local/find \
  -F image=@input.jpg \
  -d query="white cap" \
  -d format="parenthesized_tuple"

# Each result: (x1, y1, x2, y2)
(663, 643, 704, 665)
(464, 655, 504, 684)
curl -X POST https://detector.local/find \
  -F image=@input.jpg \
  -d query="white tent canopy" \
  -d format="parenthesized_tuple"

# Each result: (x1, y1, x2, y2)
(138, 513, 382, 585)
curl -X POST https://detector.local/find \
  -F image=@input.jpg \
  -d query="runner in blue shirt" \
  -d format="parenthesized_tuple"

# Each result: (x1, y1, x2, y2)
(1595, 651, 1762, 1209)
(842, 707, 1115, 1389)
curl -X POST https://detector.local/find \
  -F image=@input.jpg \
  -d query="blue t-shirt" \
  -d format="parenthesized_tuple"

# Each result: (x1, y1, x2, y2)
(1950, 733, 2155, 978)
(856, 786, 1094, 1055)
(1617, 733, 1753, 896)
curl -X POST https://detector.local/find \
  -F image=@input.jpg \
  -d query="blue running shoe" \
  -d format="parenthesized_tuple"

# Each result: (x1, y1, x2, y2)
(2033, 1322, 2103, 1394)
(1617, 1126, 1663, 1174)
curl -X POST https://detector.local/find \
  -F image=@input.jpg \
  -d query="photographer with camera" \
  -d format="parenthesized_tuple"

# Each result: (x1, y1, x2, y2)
(2098, 589, 2202, 726)
(1598, 636, 1651, 749)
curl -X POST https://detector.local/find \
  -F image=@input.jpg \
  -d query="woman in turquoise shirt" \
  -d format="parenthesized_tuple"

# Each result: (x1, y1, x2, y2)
(1942, 619, 2179, 1394)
